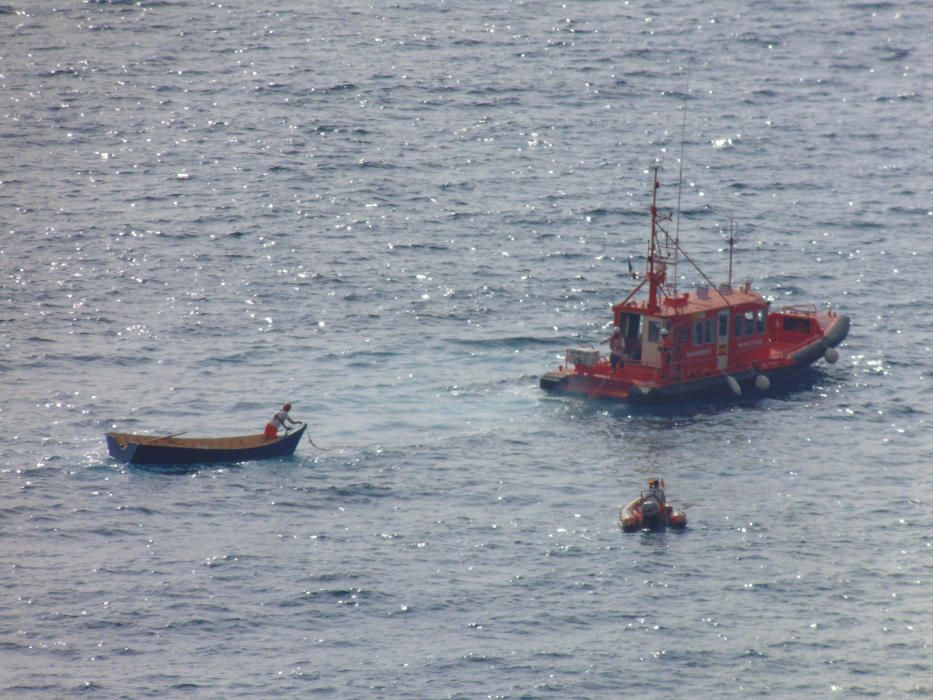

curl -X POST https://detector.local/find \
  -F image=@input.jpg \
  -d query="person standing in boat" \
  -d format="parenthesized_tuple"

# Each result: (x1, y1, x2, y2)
(645, 478, 666, 506)
(265, 403, 299, 440)
(605, 326, 626, 374)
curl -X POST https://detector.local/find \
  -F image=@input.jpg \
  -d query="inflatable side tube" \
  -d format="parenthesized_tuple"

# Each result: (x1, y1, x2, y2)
(824, 314, 850, 348)
(620, 498, 643, 531)
(630, 368, 757, 404)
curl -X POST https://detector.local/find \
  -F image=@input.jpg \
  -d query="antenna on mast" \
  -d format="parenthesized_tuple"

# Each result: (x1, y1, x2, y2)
(672, 66, 691, 297)
(728, 218, 736, 288)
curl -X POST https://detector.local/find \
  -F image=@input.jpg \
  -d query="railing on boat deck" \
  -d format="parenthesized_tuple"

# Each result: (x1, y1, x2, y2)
(780, 304, 818, 315)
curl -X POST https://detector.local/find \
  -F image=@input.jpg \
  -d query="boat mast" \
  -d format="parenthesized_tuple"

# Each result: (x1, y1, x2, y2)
(647, 165, 666, 312)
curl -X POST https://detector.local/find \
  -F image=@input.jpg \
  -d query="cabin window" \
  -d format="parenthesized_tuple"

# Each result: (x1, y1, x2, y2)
(756, 310, 766, 334)
(648, 321, 661, 343)
(705, 319, 715, 344)
(744, 313, 755, 336)
(783, 316, 812, 333)
(719, 314, 729, 337)
(620, 312, 642, 341)
(734, 314, 744, 338)
(694, 321, 704, 346)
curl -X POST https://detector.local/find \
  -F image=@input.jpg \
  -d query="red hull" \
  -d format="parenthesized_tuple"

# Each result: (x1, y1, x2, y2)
(542, 310, 848, 403)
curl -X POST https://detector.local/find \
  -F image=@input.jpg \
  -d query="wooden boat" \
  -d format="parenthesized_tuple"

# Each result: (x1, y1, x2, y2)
(620, 493, 687, 532)
(540, 166, 849, 403)
(105, 424, 306, 465)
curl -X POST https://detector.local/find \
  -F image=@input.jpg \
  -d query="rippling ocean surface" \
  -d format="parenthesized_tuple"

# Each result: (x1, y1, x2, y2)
(2, 1, 931, 697)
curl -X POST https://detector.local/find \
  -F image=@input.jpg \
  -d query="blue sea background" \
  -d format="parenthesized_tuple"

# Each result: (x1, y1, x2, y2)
(2, 1, 931, 697)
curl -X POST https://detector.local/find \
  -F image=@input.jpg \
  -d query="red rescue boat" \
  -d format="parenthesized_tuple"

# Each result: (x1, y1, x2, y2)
(620, 479, 687, 532)
(541, 166, 849, 403)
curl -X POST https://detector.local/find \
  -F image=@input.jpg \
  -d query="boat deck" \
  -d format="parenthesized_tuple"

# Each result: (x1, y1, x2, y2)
(108, 432, 272, 451)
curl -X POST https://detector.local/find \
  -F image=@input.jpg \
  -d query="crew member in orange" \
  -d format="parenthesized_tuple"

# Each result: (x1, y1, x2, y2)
(265, 403, 299, 439)
(607, 326, 626, 374)
(646, 478, 666, 506)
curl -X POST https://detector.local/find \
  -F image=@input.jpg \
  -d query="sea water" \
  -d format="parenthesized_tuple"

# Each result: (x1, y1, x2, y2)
(1, 1, 931, 697)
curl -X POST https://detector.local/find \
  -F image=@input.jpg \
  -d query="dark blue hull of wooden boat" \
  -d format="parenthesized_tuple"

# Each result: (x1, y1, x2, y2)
(106, 425, 306, 466)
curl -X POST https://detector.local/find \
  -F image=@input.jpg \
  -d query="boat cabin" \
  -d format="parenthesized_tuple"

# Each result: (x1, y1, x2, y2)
(612, 279, 771, 381)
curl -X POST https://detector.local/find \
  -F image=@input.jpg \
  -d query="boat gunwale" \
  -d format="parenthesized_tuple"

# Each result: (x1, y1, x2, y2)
(105, 425, 307, 465)
(108, 432, 276, 451)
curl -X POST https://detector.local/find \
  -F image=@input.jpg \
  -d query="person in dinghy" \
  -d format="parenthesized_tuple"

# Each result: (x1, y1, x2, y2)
(620, 478, 687, 531)
(645, 478, 665, 507)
